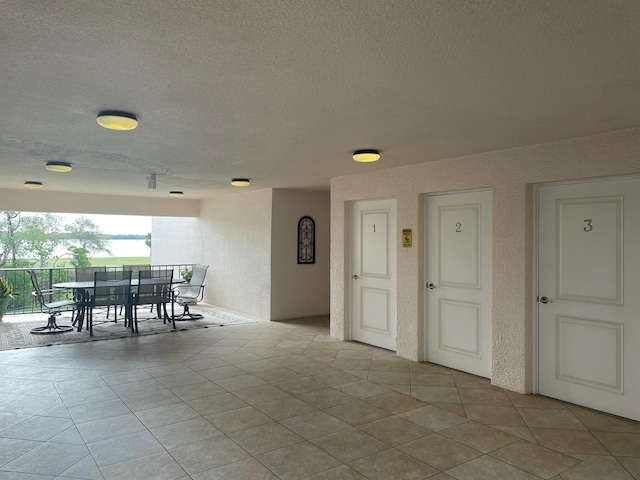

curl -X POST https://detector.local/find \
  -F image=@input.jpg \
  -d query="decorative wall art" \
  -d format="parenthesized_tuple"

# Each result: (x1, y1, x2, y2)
(297, 216, 315, 264)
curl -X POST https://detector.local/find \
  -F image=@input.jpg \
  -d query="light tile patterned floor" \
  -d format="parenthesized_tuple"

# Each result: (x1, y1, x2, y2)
(0, 315, 639, 479)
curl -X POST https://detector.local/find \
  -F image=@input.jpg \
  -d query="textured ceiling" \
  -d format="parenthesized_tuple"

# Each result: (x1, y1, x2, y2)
(1, 0, 639, 199)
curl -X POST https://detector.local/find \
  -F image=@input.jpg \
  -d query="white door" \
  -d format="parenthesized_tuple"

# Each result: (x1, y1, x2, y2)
(538, 178, 640, 421)
(426, 190, 492, 378)
(351, 198, 397, 351)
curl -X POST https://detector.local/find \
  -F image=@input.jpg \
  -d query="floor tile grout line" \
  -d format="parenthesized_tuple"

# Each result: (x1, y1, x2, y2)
(2, 317, 640, 479)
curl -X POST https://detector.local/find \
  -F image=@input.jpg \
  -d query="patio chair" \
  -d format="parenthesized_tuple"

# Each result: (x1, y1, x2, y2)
(87, 270, 133, 336)
(74, 266, 107, 324)
(173, 264, 208, 320)
(132, 269, 175, 333)
(122, 264, 152, 315)
(75, 266, 107, 282)
(27, 269, 76, 334)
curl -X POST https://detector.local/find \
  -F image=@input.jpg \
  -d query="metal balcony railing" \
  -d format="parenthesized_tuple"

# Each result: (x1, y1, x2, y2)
(0, 264, 195, 315)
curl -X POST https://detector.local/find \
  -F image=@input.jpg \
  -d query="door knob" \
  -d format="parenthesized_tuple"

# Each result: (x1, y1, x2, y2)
(352, 275, 359, 280)
(539, 296, 553, 304)
(427, 283, 436, 289)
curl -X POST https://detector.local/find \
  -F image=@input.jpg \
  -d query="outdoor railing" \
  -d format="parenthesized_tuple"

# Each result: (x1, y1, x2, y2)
(0, 264, 195, 315)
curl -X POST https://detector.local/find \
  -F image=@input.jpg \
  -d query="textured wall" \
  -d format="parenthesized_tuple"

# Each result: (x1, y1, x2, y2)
(271, 189, 331, 320)
(331, 128, 640, 393)
(198, 190, 273, 319)
(151, 188, 331, 320)
(151, 217, 203, 266)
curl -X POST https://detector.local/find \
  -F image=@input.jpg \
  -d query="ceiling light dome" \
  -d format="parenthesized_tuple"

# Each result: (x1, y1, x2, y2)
(169, 191, 184, 197)
(231, 178, 250, 187)
(24, 181, 43, 189)
(45, 161, 72, 173)
(96, 111, 138, 130)
(352, 149, 381, 163)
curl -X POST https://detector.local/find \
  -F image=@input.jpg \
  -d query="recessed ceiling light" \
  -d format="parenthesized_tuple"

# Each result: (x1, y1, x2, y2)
(45, 161, 72, 173)
(24, 181, 43, 189)
(169, 191, 184, 197)
(96, 111, 138, 130)
(352, 149, 381, 163)
(230, 178, 250, 187)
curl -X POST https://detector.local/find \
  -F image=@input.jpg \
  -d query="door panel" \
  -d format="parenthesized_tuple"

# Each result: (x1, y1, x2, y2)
(556, 316, 622, 392)
(538, 178, 639, 421)
(426, 190, 492, 378)
(439, 206, 480, 287)
(439, 298, 481, 357)
(352, 199, 397, 350)
(362, 211, 390, 277)
(556, 197, 623, 303)
(361, 288, 390, 333)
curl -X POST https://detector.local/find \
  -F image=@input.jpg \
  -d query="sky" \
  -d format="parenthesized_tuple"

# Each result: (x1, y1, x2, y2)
(61, 214, 152, 236)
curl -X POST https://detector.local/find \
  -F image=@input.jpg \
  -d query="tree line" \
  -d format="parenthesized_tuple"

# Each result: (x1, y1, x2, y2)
(0, 211, 111, 268)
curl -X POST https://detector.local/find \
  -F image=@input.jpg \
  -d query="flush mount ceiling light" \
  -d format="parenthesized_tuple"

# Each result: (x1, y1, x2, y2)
(231, 178, 250, 187)
(24, 181, 43, 189)
(352, 149, 381, 163)
(45, 161, 72, 173)
(96, 110, 138, 130)
(169, 191, 184, 197)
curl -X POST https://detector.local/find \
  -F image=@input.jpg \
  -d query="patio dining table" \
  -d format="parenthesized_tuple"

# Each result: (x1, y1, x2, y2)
(53, 277, 184, 334)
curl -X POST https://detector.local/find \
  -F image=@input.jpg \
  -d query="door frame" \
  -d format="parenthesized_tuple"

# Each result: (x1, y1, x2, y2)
(532, 175, 640, 394)
(349, 197, 397, 348)
(423, 188, 492, 364)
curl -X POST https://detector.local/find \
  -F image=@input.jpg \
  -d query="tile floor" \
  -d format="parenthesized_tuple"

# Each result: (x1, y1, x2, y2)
(0, 315, 639, 479)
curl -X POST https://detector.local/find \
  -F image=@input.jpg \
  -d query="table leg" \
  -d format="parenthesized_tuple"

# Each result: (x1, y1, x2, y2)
(75, 289, 87, 333)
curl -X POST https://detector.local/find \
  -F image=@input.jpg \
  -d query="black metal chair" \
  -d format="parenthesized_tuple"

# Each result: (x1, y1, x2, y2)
(74, 266, 107, 324)
(87, 270, 132, 336)
(174, 264, 208, 320)
(27, 269, 76, 334)
(133, 269, 175, 333)
(75, 266, 107, 282)
(122, 264, 152, 316)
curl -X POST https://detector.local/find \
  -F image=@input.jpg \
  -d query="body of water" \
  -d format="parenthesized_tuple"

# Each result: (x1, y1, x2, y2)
(55, 239, 150, 258)
(98, 239, 150, 257)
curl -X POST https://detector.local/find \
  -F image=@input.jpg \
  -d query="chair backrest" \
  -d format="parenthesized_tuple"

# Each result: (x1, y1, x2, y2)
(152, 265, 175, 277)
(92, 270, 132, 307)
(123, 264, 151, 276)
(26, 269, 46, 308)
(182, 264, 208, 298)
(137, 269, 173, 304)
(75, 266, 106, 282)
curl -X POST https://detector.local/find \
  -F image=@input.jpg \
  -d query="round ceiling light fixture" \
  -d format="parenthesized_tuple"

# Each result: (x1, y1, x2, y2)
(45, 161, 72, 173)
(96, 111, 138, 131)
(352, 149, 381, 163)
(169, 191, 184, 197)
(231, 178, 250, 187)
(24, 181, 44, 189)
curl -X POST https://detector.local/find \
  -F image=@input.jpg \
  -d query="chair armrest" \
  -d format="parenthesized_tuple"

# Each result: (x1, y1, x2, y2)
(34, 288, 78, 302)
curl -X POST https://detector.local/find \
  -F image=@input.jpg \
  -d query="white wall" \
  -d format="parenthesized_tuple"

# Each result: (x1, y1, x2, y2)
(331, 127, 640, 394)
(152, 188, 330, 320)
(198, 189, 273, 319)
(270, 189, 330, 320)
(151, 217, 203, 266)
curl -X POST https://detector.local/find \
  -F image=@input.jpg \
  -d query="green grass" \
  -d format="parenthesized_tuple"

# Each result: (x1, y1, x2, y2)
(91, 257, 151, 266)
(51, 257, 151, 267)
